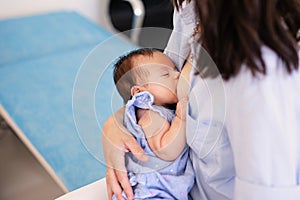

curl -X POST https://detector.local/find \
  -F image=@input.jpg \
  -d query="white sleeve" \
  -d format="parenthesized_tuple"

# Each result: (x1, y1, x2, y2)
(226, 52, 300, 199)
(164, 1, 196, 71)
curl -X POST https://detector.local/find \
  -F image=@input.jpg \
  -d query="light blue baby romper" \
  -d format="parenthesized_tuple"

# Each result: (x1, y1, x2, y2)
(115, 91, 194, 200)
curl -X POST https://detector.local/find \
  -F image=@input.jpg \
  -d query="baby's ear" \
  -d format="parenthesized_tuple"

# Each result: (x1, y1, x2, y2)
(130, 85, 145, 96)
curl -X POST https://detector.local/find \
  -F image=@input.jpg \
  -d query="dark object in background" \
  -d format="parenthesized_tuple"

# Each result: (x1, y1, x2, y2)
(109, 0, 174, 48)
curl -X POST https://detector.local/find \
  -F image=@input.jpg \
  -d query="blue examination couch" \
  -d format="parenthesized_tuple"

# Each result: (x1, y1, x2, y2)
(0, 11, 136, 191)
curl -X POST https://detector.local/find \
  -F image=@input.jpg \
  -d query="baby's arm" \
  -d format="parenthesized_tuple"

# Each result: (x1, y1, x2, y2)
(137, 98, 187, 161)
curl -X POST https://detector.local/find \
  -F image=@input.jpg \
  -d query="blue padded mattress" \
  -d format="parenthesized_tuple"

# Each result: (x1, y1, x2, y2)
(0, 11, 137, 191)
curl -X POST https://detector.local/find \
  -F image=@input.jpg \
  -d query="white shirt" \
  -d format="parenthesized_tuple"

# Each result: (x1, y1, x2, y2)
(225, 47, 300, 199)
(165, 1, 300, 199)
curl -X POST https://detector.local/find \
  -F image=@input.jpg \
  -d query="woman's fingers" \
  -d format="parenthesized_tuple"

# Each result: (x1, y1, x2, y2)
(102, 111, 148, 162)
(106, 168, 126, 200)
(115, 170, 133, 200)
(103, 136, 146, 200)
(102, 108, 148, 199)
(105, 168, 114, 200)
(106, 167, 133, 200)
(125, 136, 148, 162)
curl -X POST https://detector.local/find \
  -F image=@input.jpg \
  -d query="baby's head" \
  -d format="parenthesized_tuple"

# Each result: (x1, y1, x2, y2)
(113, 48, 180, 105)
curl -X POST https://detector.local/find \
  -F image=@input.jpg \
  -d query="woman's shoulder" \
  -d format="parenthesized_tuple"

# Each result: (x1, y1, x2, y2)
(224, 45, 300, 113)
(226, 46, 300, 87)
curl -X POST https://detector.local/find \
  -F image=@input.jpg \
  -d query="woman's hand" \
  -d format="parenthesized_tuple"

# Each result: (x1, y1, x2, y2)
(102, 107, 148, 199)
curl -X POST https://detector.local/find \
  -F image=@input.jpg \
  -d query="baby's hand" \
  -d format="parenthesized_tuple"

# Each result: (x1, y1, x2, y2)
(177, 74, 189, 100)
(176, 97, 188, 121)
(177, 60, 192, 100)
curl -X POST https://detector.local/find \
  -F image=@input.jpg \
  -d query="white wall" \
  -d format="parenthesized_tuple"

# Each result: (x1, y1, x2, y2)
(0, 0, 116, 32)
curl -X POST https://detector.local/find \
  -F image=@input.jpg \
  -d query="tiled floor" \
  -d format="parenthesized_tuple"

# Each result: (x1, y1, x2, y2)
(0, 117, 64, 200)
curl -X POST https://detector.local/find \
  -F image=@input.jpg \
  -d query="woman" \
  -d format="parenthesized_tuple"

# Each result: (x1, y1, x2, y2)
(102, 0, 300, 199)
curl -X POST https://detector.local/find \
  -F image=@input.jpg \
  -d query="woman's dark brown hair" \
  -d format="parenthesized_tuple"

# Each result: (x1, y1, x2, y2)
(174, 0, 300, 80)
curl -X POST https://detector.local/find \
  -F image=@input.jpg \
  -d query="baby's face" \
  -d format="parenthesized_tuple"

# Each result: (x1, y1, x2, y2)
(133, 52, 180, 106)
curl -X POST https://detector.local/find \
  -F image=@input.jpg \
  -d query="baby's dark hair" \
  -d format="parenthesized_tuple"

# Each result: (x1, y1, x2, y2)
(113, 48, 162, 103)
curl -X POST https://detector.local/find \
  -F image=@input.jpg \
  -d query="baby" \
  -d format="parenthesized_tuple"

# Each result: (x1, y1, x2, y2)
(112, 48, 194, 199)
